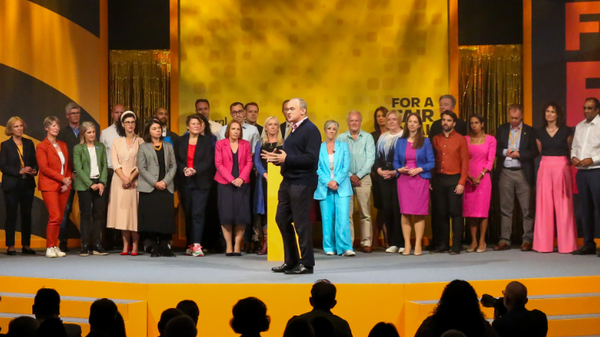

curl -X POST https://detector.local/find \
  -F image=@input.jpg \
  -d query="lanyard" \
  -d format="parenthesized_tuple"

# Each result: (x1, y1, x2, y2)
(15, 143, 25, 168)
(508, 126, 522, 149)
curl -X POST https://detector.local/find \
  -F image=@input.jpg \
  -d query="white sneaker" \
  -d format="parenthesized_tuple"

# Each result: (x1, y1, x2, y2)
(46, 247, 58, 258)
(398, 247, 405, 253)
(325, 251, 335, 256)
(343, 250, 356, 256)
(53, 247, 66, 257)
(386, 246, 399, 253)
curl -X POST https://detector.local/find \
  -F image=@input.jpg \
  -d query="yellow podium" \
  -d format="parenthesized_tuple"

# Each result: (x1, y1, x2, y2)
(266, 164, 284, 261)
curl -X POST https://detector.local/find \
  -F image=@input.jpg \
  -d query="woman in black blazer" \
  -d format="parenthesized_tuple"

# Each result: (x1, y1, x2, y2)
(175, 114, 216, 257)
(0, 117, 38, 255)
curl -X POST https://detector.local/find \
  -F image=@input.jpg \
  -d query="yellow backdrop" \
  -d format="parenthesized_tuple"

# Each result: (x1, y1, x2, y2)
(179, 0, 449, 134)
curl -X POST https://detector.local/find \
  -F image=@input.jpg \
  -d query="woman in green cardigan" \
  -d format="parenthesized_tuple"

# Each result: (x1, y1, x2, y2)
(73, 121, 108, 256)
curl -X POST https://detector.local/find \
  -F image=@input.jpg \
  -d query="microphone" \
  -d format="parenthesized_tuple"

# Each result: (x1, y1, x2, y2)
(333, 150, 335, 153)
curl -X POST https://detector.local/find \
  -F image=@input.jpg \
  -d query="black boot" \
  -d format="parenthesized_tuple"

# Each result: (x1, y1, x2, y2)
(160, 239, 176, 257)
(150, 241, 161, 257)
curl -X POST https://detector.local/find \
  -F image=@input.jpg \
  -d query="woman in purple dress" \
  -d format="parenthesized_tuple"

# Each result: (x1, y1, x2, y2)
(393, 113, 434, 256)
(463, 115, 496, 253)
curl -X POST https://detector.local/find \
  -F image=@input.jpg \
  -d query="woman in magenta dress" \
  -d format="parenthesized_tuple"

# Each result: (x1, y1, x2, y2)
(463, 114, 496, 253)
(393, 113, 434, 256)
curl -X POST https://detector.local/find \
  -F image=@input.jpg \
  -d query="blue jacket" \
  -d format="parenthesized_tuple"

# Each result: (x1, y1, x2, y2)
(253, 141, 266, 215)
(393, 137, 435, 179)
(314, 141, 353, 200)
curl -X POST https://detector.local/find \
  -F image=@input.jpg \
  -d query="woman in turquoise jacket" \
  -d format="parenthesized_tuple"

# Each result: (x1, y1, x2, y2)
(314, 120, 355, 256)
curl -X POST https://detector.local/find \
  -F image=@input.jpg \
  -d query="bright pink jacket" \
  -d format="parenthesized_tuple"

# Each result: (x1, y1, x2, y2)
(214, 139, 253, 185)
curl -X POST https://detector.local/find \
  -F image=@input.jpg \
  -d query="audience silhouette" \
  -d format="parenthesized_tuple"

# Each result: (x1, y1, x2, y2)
(414, 280, 497, 337)
(176, 300, 200, 325)
(164, 315, 197, 337)
(7, 316, 39, 337)
(283, 317, 316, 337)
(367, 322, 400, 337)
(492, 281, 548, 337)
(32, 288, 81, 337)
(158, 308, 184, 337)
(230, 297, 270, 337)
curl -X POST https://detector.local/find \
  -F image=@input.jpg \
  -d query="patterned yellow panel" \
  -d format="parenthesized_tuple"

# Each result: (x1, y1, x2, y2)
(179, 0, 448, 135)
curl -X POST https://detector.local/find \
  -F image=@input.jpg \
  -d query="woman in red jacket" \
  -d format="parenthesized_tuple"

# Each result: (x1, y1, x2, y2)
(215, 121, 253, 256)
(36, 116, 72, 258)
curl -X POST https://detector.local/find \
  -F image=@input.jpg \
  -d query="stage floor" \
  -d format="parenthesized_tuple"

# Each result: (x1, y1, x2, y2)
(1, 247, 599, 284)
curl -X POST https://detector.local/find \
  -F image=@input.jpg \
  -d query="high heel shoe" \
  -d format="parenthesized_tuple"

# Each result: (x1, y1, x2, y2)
(120, 248, 132, 256)
(466, 244, 478, 253)
(476, 243, 487, 253)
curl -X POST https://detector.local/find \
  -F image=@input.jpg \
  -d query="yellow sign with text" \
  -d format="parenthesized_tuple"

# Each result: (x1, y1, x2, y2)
(179, 0, 449, 134)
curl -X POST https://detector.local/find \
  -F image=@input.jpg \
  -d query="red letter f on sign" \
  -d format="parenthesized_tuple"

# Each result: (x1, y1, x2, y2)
(566, 2, 600, 51)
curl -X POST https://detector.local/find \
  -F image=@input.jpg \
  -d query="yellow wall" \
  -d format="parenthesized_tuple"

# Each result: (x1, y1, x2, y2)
(179, 0, 449, 135)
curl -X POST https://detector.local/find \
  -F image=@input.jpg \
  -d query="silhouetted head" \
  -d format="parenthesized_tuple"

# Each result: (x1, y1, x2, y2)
(230, 297, 270, 335)
(177, 300, 200, 325)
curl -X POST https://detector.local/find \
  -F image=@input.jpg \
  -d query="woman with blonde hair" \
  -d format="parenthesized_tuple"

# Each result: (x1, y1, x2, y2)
(73, 121, 108, 256)
(106, 111, 144, 255)
(0, 117, 38, 255)
(253, 116, 283, 255)
(36, 116, 71, 257)
(375, 110, 404, 253)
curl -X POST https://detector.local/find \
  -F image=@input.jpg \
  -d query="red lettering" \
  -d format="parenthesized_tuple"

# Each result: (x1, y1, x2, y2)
(566, 2, 600, 51)
(566, 61, 600, 126)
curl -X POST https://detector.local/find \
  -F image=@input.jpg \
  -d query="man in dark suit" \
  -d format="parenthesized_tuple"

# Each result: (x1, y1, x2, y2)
(280, 99, 291, 139)
(264, 98, 321, 274)
(56, 102, 83, 252)
(494, 104, 539, 251)
(492, 281, 548, 337)
(296, 280, 353, 337)
(245, 102, 263, 135)
(428, 94, 468, 140)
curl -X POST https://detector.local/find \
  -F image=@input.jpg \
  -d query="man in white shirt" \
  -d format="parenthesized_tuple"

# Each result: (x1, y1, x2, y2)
(219, 102, 260, 153)
(195, 99, 222, 138)
(99, 104, 124, 249)
(571, 97, 600, 256)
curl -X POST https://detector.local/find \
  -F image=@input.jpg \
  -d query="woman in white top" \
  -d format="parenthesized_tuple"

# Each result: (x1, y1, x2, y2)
(36, 116, 72, 257)
(73, 122, 109, 257)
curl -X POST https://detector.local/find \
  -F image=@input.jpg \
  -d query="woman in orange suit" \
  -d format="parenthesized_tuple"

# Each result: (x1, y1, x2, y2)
(37, 116, 72, 258)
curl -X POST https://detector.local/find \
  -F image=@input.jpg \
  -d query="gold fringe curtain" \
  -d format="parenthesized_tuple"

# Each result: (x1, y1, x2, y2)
(459, 45, 522, 135)
(109, 50, 171, 128)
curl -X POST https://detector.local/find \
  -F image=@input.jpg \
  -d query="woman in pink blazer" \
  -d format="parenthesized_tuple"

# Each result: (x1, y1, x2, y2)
(215, 121, 253, 256)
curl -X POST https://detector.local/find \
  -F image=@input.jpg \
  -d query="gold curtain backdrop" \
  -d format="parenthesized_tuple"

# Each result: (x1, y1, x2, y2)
(109, 50, 171, 128)
(459, 45, 522, 135)
(458, 44, 524, 244)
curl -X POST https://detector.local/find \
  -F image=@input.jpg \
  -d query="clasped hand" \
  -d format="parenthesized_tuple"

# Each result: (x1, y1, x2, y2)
(327, 180, 339, 190)
(231, 178, 244, 187)
(572, 157, 593, 167)
(397, 166, 423, 177)
(154, 181, 167, 190)
(19, 166, 37, 175)
(184, 167, 196, 177)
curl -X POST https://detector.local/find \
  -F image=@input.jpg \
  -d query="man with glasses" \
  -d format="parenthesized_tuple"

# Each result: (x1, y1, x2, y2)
(56, 102, 87, 252)
(219, 102, 260, 153)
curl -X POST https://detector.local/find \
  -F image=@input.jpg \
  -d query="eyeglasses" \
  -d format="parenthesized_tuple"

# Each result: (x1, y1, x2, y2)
(68, 112, 80, 115)
(123, 121, 135, 125)
(231, 110, 245, 115)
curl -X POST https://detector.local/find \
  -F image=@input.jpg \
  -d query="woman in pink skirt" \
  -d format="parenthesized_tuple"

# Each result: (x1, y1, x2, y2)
(463, 115, 496, 253)
(393, 113, 435, 256)
(533, 102, 577, 253)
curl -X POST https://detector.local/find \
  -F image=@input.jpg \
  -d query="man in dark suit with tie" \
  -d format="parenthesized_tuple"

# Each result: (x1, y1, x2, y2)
(494, 104, 539, 251)
(264, 98, 321, 274)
